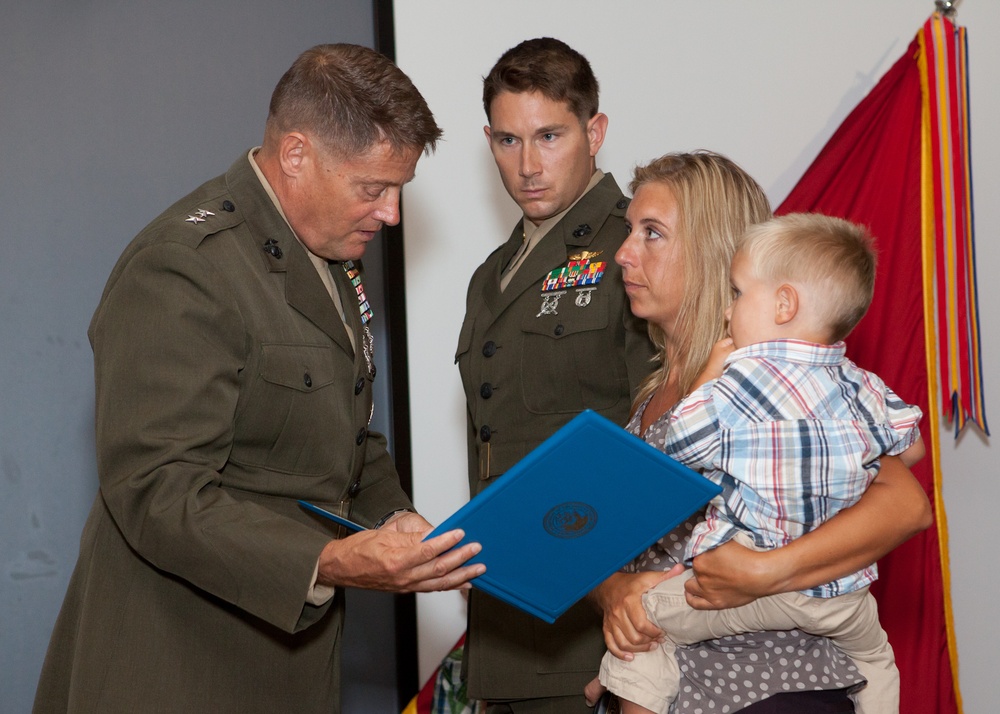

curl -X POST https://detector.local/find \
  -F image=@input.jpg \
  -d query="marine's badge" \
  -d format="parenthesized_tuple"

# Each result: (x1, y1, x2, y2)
(537, 290, 566, 317)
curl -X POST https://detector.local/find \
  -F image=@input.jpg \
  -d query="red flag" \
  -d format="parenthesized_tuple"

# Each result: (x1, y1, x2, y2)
(777, 13, 984, 714)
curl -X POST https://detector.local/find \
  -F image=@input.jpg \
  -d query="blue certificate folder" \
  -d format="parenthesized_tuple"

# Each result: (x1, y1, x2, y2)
(426, 409, 722, 623)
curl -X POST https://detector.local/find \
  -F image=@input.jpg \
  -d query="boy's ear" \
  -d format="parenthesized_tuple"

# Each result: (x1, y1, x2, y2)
(775, 284, 798, 325)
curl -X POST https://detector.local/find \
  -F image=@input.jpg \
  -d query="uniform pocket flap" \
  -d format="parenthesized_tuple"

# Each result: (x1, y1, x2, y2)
(259, 343, 336, 392)
(520, 293, 609, 338)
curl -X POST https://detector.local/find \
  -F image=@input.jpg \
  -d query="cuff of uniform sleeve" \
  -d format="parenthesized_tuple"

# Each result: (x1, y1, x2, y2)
(374, 508, 414, 529)
(306, 559, 335, 606)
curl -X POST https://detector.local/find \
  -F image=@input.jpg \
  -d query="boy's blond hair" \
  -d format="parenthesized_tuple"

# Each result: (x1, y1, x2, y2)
(739, 213, 877, 342)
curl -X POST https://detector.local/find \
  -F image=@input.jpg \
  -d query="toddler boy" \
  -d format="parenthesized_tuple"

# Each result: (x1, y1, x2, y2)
(599, 213, 924, 714)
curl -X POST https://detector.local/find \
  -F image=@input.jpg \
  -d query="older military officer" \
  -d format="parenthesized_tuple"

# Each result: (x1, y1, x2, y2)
(34, 44, 483, 714)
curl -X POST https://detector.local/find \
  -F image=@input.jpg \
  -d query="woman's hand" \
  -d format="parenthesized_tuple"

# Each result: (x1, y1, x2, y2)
(590, 567, 683, 659)
(685, 539, 773, 609)
(685, 455, 932, 610)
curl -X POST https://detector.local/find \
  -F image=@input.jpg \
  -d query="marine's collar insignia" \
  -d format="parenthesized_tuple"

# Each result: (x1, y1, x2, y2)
(263, 238, 283, 259)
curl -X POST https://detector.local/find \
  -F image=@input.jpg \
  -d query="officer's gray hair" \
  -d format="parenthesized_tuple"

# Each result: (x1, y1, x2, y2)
(266, 43, 442, 157)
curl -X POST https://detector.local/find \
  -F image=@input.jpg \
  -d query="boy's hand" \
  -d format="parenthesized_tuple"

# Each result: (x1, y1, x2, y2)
(691, 337, 735, 390)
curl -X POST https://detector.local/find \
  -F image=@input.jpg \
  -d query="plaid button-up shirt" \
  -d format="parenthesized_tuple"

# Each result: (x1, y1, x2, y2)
(659, 339, 922, 597)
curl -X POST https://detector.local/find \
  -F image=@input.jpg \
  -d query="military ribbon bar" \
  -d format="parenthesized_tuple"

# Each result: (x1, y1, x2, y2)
(541, 259, 606, 292)
(342, 260, 374, 325)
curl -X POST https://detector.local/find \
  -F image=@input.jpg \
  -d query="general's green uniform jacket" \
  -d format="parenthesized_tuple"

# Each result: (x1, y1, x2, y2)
(33, 155, 412, 713)
(456, 174, 657, 700)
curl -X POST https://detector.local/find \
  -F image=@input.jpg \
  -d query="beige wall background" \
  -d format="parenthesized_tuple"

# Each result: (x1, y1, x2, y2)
(394, 2, 999, 712)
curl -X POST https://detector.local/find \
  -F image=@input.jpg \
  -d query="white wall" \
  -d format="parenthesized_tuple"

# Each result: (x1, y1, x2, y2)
(395, 2, 999, 712)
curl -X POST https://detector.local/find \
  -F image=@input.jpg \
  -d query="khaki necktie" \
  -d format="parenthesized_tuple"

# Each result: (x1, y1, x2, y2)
(500, 230, 528, 292)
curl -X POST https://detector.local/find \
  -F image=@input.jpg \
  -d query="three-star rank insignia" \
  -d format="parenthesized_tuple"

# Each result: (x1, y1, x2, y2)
(185, 208, 215, 224)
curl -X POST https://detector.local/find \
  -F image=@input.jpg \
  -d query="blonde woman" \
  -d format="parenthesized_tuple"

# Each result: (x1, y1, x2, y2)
(588, 152, 931, 713)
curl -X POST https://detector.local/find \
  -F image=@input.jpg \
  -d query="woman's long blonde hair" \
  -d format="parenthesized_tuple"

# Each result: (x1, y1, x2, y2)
(631, 151, 772, 408)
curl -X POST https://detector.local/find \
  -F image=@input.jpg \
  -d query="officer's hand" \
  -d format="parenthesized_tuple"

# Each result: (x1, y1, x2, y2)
(316, 526, 484, 593)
